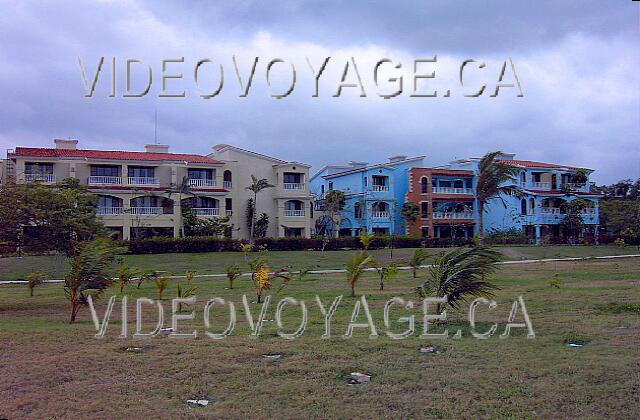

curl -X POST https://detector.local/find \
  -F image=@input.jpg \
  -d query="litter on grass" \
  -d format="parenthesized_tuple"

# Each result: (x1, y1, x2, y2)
(121, 345, 155, 353)
(567, 343, 584, 348)
(262, 353, 283, 360)
(348, 372, 371, 385)
(418, 345, 435, 354)
(185, 399, 209, 407)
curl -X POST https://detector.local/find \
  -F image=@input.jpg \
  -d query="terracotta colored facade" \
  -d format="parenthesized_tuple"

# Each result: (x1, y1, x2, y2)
(405, 168, 475, 238)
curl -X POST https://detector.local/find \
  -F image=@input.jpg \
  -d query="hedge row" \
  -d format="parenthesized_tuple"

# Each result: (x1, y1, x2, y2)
(124, 235, 471, 254)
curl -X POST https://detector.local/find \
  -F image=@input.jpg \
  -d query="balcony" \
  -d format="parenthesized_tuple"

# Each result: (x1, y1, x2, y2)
(432, 187, 473, 195)
(97, 207, 123, 215)
(89, 176, 122, 185)
(223, 181, 232, 189)
(25, 174, 56, 183)
(372, 211, 389, 218)
(284, 209, 305, 217)
(130, 207, 164, 215)
(533, 182, 551, 190)
(188, 178, 216, 188)
(225, 209, 233, 216)
(283, 183, 304, 190)
(193, 208, 220, 216)
(372, 185, 389, 192)
(432, 211, 474, 220)
(540, 207, 561, 215)
(128, 177, 160, 186)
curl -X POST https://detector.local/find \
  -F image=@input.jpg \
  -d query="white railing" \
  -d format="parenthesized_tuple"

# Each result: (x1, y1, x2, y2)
(372, 211, 389, 218)
(540, 207, 562, 215)
(128, 177, 159, 186)
(533, 182, 551, 190)
(372, 185, 389, 192)
(193, 208, 219, 216)
(97, 207, 123, 215)
(225, 209, 233, 216)
(432, 187, 473, 195)
(223, 181, 232, 189)
(25, 174, 56, 183)
(88, 176, 122, 185)
(130, 207, 163, 215)
(562, 183, 584, 190)
(188, 178, 216, 188)
(283, 183, 304, 190)
(432, 211, 474, 220)
(284, 209, 305, 217)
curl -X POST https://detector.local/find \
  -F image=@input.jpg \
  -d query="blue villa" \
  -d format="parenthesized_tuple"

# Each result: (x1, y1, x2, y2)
(310, 155, 425, 236)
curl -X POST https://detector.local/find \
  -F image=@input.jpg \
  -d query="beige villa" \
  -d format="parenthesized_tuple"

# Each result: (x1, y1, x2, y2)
(4, 139, 313, 240)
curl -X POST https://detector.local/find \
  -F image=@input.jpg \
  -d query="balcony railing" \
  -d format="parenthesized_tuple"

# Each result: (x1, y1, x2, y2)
(97, 207, 123, 215)
(25, 174, 56, 183)
(432, 187, 474, 195)
(225, 209, 233, 216)
(283, 183, 304, 190)
(188, 178, 216, 188)
(223, 181, 232, 189)
(193, 208, 219, 216)
(284, 209, 305, 217)
(372, 185, 389, 192)
(130, 207, 164, 215)
(533, 182, 551, 190)
(540, 207, 562, 215)
(561, 183, 585, 190)
(372, 211, 389, 218)
(88, 176, 122, 185)
(128, 177, 159, 186)
(432, 211, 474, 220)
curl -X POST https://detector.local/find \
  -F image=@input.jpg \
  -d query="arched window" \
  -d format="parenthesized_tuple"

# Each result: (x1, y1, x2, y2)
(354, 202, 363, 219)
(520, 172, 526, 186)
(223, 170, 232, 188)
(420, 177, 428, 193)
(520, 199, 527, 215)
(529, 198, 535, 214)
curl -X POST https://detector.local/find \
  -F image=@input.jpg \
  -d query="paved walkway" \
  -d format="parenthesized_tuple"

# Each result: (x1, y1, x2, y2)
(1, 254, 639, 285)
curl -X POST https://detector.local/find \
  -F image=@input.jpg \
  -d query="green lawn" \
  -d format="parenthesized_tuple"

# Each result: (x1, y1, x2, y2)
(0, 256, 638, 418)
(0, 245, 638, 281)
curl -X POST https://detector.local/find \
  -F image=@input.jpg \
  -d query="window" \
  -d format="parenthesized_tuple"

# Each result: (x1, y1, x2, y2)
(98, 195, 122, 208)
(529, 198, 535, 213)
(520, 199, 527, 215)
(190, 197, 217, 208)
(321, 184, 325, 195)
(421, 202, 429, 218)
(188, 169, 213, 180)
(421, 227, 430, 238)
(225, 198, 232, 211)
(284, 227, 303, 237)
(128, 166, 155, 178)
(328, 181, 333, 191)
(372, 175, 387, 186)
(91, 165, 119, 177)
(223, 170, 232, 182)
(25, 162, 53, 174)
(283, 172, 302, 183)
(421, 177, 428, 193)
(354, 202, 363, 219)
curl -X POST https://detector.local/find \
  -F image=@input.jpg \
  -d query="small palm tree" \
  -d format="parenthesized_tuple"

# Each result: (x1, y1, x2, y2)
(137, 269, 158, 289)
(415, 247, 502, 310)
(345, 251, 373, 297)
(359, 233, 373, 251)
(253, 264, 291, 303)
(246, 176, 275, 245)
(408, 248, 429, 278)
(154, 276, 170, 300)
(476, 151, 520, 244)
(225, 264, 242, 289)
(116, 264, 138, 294)
(27, 271, 45, 297)
(370, 259, 399, 291)
(176, 282, 197, 312)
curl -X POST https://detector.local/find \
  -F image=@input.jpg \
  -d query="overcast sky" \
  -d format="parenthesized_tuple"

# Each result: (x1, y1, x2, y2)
(0, 0, 638, 183)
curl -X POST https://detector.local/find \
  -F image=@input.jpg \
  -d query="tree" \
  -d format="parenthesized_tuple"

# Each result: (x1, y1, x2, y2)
(0, 179, 103, 256)
(560, 199, 588, 244)
(225, 264, 242, 289)
(415, 247, 501, 310)
(255, 213, 269, 238)
(370, 259, 399, 291)
(246, 176, 275, 245)
(408, 248, 428, 278)
(359, 233, 373, 251)
(475, 152, 520, 245)
(323, 189, 346, 237)
(345, 251, 373, 297)
(401, 202, 419, 233)
(154, 276, 170, 300)
(165, 176, 193, 237)
(27, 271, 45, 297)
(64, 238, 125, 323)
(116, 264, 138, 294)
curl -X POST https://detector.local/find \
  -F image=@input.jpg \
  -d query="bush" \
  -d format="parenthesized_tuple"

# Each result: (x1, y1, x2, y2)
(123, 235, 471, 254)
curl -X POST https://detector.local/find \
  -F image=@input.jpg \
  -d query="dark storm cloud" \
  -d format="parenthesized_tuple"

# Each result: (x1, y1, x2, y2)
(0, 0, 638, 183)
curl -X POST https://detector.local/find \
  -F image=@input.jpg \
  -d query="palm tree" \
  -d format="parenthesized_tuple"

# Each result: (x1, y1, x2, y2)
(415, 247, 502, 310)
(245, 175, 275, 245)
(476, 151, 520, 244)
(408, 248, 428, 278)
(164, 176, 193, 238)
(345, 251, 373, 297)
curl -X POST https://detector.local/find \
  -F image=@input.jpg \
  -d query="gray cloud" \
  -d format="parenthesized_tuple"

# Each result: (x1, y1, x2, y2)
(0, 0, 638, 183)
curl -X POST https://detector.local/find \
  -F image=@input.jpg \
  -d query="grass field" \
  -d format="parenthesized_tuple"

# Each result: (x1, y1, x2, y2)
(0, 254, 639, 418)
(0, 245, 638, 281)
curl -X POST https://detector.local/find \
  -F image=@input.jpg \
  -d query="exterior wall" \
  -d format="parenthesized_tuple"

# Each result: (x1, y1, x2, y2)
(209, 147, 313, 239)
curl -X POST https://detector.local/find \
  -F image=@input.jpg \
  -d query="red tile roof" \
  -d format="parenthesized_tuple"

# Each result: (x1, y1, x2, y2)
(501, 160, 583, 170)
(10, 147, 222, 165)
